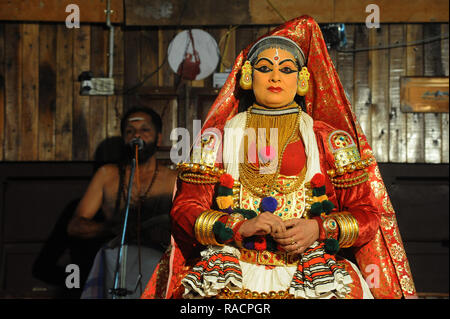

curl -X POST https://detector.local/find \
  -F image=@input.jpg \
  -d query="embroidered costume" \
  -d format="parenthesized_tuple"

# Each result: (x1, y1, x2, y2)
(141, 15, 416, 299)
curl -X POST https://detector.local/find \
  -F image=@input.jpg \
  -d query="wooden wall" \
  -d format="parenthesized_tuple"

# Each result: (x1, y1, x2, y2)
(0, 21, 448, 163)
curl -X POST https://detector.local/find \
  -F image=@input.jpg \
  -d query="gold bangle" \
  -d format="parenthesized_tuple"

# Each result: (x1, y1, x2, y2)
(195, 210, 226, 246)
(195, 210, 217, 245)
(206, 212, 225, 246)
(209, 211, 227, 245)
(340, 215, 353, 247)
(201, 210, 218, 245)
(194, 211, 209, 244)
(345, 214, 359, 247)
(333, 213, 359, 248)
(334, 214, 351, 248)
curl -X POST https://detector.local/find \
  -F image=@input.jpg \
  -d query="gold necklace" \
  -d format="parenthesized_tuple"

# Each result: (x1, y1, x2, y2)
(238, 103, 305, 198)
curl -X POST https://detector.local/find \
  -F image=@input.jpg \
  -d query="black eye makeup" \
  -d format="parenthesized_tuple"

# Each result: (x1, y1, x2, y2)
(254, 65, 273, 73)
(280, 67, 298, 74)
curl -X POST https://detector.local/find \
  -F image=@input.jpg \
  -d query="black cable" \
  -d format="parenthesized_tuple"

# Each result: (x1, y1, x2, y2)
(336, 33, 449, 53)
(117, 0, 189, 96)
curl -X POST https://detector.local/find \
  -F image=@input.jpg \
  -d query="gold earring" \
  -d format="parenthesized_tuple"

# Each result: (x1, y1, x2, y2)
(239, 60, 252, 90)
(297, 66, 310, 96)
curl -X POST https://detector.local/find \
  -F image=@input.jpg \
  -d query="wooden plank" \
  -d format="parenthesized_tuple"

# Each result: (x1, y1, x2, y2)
(126, 0, 251, 26)
(89, 25, 108, 160)
(405, 24, 425, 163)
(140, 28, 159, 87)
(0, 24, 5, 160)
(158, 28, 177, 87)
(336, 24, 355, 109)
(335, 0, 449, 23)
(38, 24, 57, 161)
(72, 25, 91, 161)
(55, 24, 74, 161)
(20, 23, 39, 161)
(388, 24, 407, 163)
(123, 27, 140, 109)
(353, 24, 372, 145)
(126, 0, 448, 25)
(368, 26, 390, 163)
(107, 25, 124, 138)
(0, 0, 123, 23)
(3, 23, 21, 161)
(250, 0, 334, 25)
(235, 26, 255, 57)
(441, 23, 449, 163)
(423, 24, 443, 164)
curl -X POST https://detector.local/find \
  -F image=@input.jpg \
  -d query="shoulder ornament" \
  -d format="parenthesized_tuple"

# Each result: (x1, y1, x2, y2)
(177, 130, 224, 184)
(326, 130, 374, 188)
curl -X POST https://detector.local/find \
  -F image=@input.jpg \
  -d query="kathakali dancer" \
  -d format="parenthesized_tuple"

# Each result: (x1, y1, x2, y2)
(141, 15, 417, 299)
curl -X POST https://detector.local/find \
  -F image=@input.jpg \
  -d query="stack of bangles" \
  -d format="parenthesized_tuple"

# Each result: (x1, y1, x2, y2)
(194, 210, 246, 247)
(195, 210, 359, 250)
(194, 210, 227, 246)
(321, 212, 359, 248)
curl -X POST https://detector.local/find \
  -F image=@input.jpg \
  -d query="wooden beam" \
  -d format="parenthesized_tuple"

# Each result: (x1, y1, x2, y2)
(0, 0, 123, 23)
(126, 0, 251, 26)
(125, 0, 449, 26)
(334, 0, 448, 23)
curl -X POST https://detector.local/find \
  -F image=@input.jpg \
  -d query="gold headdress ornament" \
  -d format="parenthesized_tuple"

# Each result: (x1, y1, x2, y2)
(239, 35, 310, 96)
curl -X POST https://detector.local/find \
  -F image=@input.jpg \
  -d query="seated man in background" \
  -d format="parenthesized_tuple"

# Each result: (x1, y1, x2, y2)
(67, 106, 177, 298)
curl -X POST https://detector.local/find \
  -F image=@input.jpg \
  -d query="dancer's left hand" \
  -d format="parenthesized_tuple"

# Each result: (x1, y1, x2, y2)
(272, 218, 319, 254)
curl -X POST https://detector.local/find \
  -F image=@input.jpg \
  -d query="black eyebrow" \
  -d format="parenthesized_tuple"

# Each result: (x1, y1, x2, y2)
(254, 57, 274, 65)
(279, 59, 297, 66)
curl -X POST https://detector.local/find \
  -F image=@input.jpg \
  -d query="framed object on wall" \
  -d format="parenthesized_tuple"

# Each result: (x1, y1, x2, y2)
(400, 77, 449, 113)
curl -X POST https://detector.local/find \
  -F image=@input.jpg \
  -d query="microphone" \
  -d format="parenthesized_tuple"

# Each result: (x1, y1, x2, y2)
(128, 137, 144, 151)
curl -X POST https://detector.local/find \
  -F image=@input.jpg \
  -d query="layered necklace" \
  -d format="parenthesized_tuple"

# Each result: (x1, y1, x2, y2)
(239, 102, 307, 198)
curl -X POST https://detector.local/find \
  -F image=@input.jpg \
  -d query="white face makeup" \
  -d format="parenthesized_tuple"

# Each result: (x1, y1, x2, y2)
(128, 117, 145, 122)
(273, 48, 280, 63)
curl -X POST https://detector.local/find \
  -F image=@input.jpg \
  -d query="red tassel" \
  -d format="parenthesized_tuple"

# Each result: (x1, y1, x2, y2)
(220, 173, 234, 188)
(310, 173, 325, 188)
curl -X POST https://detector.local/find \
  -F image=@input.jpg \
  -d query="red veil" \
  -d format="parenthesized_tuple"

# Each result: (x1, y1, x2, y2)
(142, 15, 416, 299)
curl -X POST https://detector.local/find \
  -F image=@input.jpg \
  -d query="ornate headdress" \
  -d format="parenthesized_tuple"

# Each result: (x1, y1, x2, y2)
(199, 15, 416, 299)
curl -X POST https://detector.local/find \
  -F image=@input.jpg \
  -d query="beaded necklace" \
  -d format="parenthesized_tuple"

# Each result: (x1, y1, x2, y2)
(238, 103, 306, 198)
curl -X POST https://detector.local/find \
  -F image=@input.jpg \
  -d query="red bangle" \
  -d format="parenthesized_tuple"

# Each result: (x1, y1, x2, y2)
(312, 216, 327, 241)
(232, 220, 245, 248)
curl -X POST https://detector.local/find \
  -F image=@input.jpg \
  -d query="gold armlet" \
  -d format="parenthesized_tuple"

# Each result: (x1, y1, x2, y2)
(194, 210, 226, 246)
(177, 162, 225, 184)
(327, 157, 375, 178)
(329, 170, 370, 188)
(332, 212, 359, 248)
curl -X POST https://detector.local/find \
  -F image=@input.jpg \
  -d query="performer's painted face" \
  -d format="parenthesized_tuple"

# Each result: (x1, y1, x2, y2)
(123, 112, 161, 162)
(252, 47, 298, 108)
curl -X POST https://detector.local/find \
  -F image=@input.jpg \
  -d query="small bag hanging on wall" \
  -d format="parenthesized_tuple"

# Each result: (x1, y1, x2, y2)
(177, 30, 201, 80)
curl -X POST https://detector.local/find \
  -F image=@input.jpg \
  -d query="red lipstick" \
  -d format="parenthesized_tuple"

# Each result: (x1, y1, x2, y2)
(268, 86, 282, 93)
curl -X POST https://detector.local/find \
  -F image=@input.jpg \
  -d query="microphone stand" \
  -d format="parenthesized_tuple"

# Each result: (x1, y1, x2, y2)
(110, 156, 136, 299)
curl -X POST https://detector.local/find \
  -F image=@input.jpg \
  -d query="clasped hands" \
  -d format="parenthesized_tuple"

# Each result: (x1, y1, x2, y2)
(238, 212, 319, 255)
